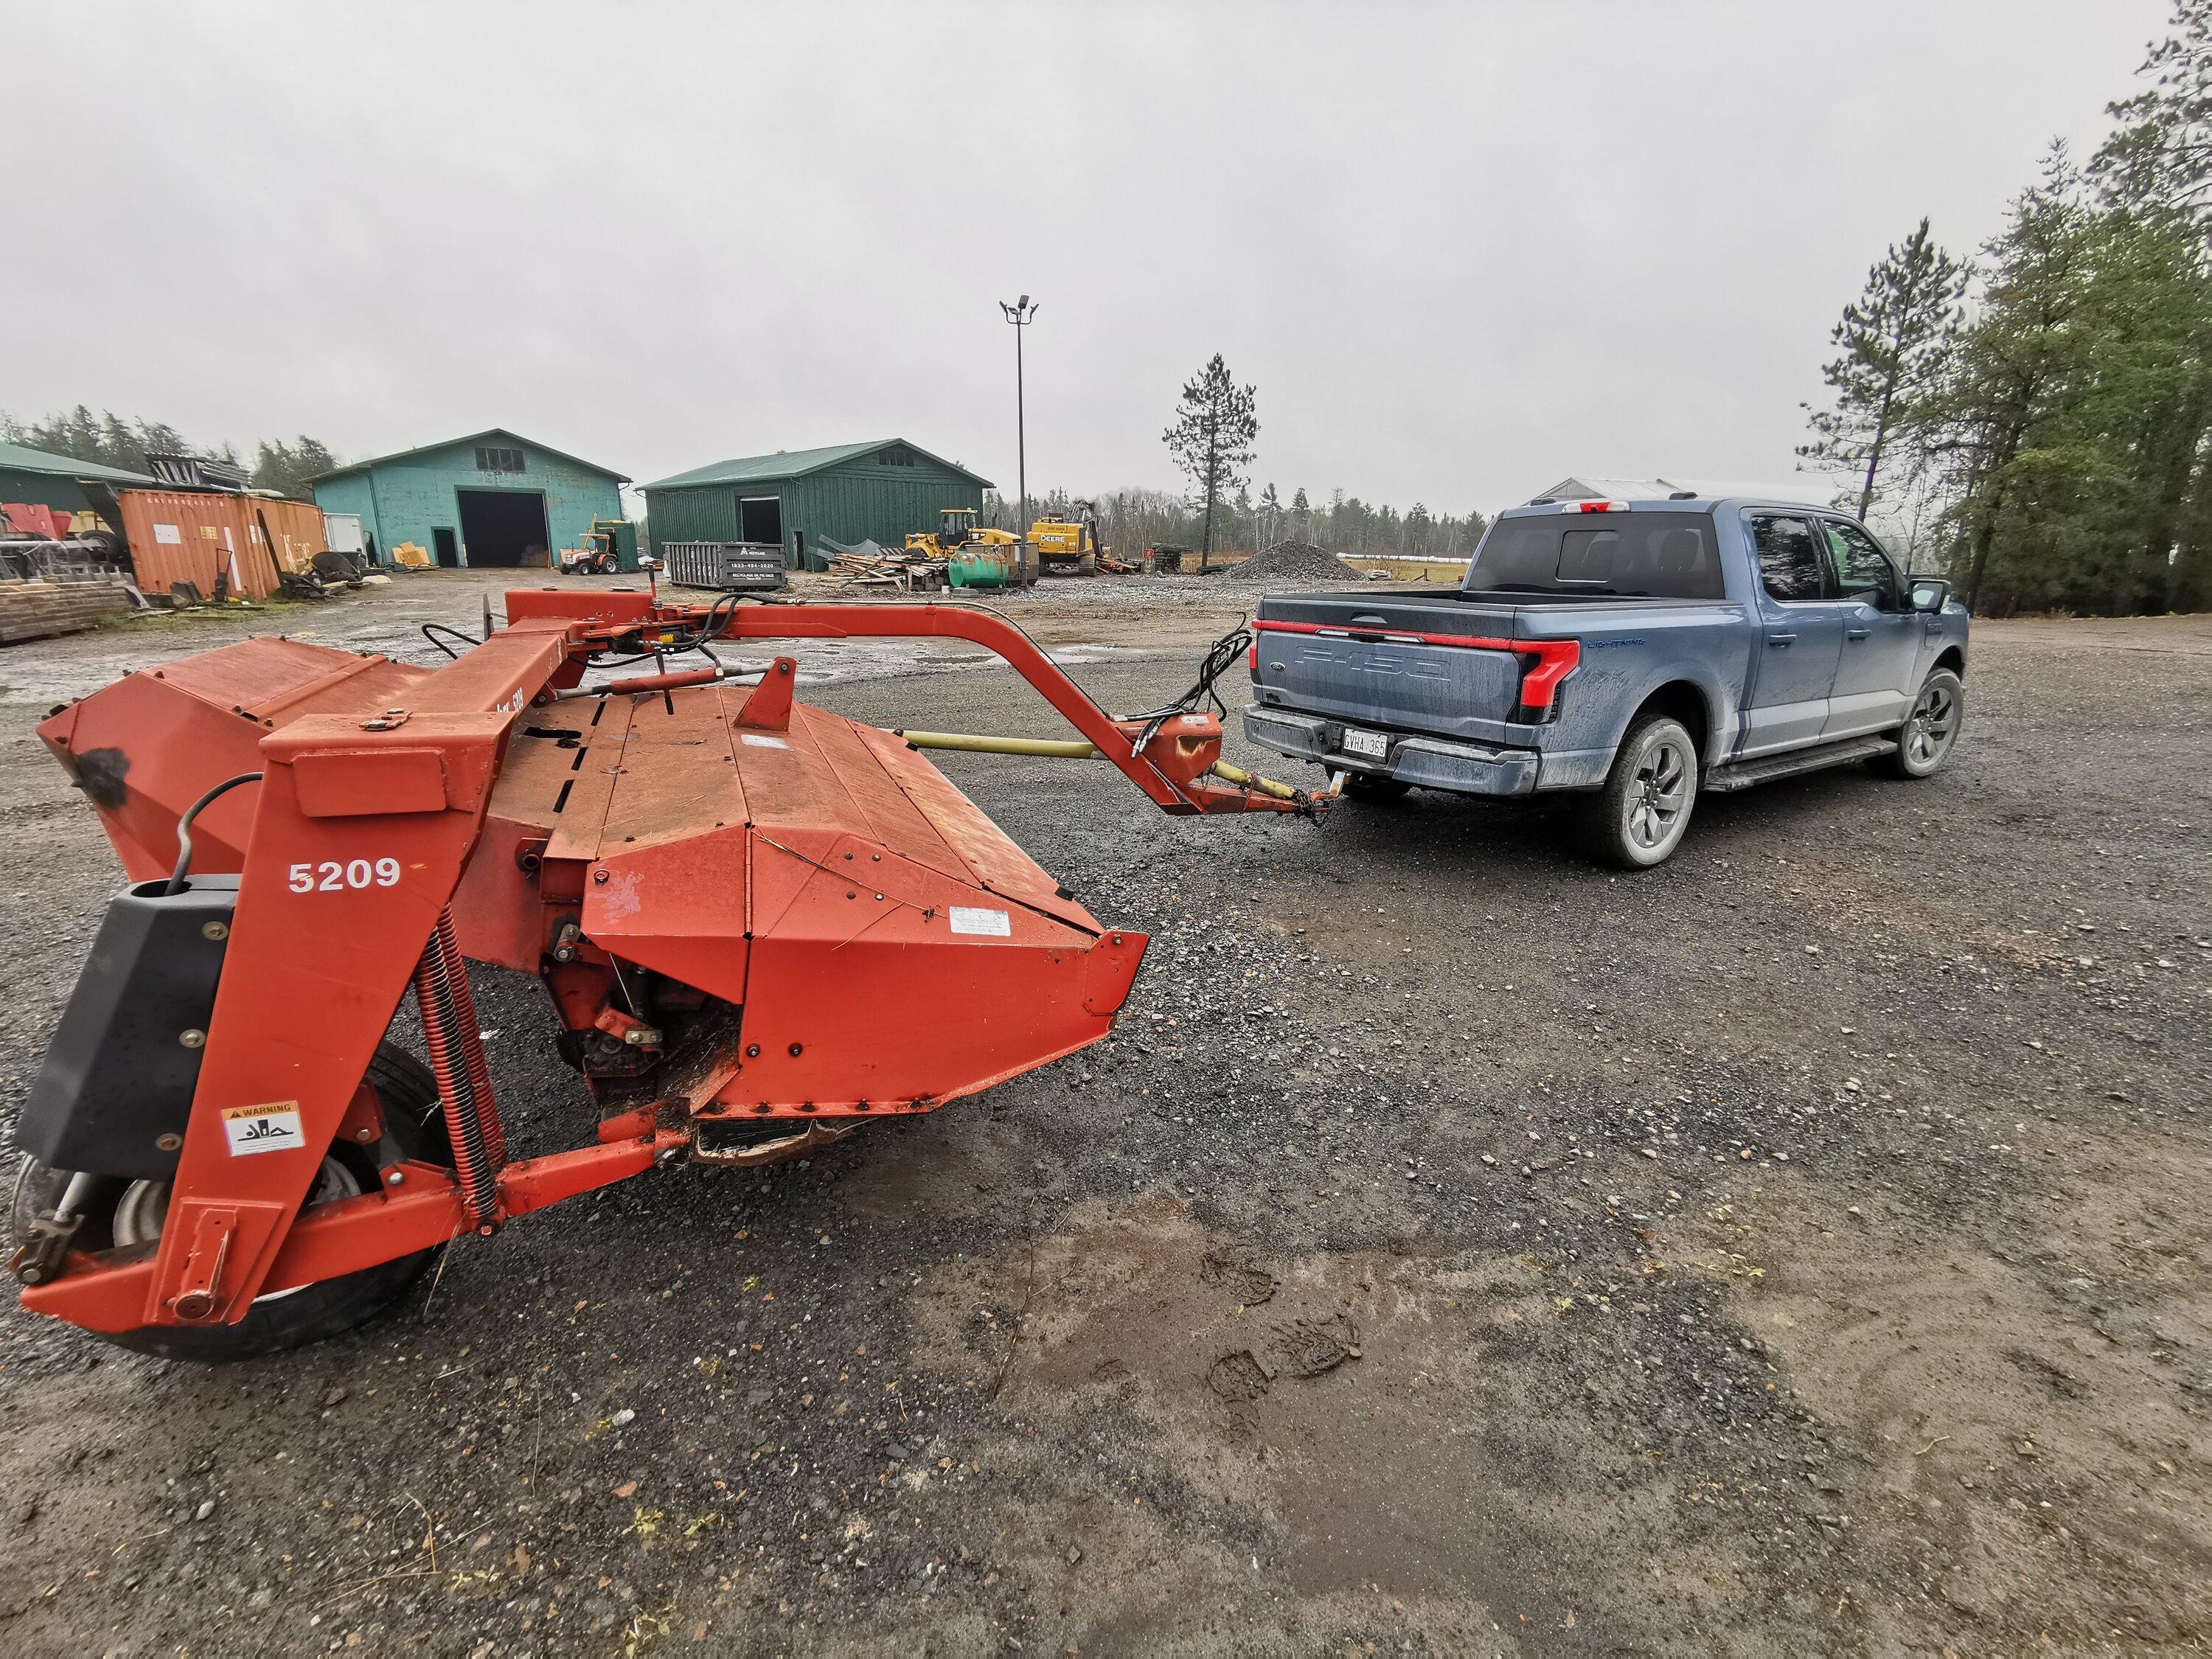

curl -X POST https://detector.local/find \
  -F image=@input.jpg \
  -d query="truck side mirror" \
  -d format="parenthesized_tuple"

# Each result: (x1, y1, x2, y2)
(1908, 577, 1950, 613)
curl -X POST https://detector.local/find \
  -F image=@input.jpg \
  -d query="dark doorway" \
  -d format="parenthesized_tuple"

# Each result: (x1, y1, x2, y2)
(739, 495, 782, 546)
(431, 526, 459, 568)
(456, 489, 551, 568)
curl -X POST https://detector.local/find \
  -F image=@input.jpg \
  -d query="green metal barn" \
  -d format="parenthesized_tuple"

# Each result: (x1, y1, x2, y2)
(641, 440, 992, 569)
(0, 440, 156, 517)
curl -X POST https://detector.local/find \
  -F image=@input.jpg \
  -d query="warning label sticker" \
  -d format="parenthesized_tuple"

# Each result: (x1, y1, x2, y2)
(223, 1102, 306, 1156)
(948, 906, 1012, 938)
(740, 733, 789, 749)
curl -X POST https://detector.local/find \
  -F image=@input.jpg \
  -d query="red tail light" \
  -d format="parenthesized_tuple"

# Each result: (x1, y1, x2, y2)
(1514, 639, 1580, 715)
(1568, 499, 1627, 513)
(1251, 619, 1580, 715)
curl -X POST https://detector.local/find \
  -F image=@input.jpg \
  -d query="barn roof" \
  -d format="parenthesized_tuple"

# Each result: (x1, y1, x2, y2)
(307, 428, 628, 484)
(643, 439, 992, 491)
(0, 439, 157, 486)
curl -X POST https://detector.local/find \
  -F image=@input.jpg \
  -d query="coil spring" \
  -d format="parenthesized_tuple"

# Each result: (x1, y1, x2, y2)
(411, 907, 504, 1228)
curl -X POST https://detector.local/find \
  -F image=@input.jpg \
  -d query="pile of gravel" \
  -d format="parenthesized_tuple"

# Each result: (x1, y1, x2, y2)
(1229, 540, 1360, 582)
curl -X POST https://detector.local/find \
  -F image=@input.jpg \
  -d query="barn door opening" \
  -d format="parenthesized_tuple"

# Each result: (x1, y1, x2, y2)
(738, 495, 782, 547)
(431, 527, 459, 568)
(456, 489, 551, 568)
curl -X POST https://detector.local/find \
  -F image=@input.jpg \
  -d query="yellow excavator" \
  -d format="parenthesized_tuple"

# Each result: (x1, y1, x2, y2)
(1026, 501, 1105, 576)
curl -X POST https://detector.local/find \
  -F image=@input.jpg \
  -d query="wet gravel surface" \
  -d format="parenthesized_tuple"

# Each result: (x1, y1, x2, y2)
(0, 583, 2205, 1654)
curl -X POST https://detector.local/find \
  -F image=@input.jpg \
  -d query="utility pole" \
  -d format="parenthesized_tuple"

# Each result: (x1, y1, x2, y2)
(999, 296, 1038, 535)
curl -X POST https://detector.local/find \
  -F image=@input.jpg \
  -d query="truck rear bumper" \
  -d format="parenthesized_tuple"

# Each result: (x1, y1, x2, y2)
(1242, 706, 1540, 797)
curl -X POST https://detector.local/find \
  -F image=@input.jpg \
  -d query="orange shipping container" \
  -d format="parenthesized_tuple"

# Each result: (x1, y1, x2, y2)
(245, 496, 327, 575)
(115, 491, 283, 600)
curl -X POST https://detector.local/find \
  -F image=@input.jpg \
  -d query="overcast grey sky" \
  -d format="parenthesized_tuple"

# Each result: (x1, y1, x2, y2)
(7, 1, 2173, 517)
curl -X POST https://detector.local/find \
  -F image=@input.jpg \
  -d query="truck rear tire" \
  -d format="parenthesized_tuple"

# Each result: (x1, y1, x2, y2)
(11, 1044, 451, 1362)
(1581, 715, 1698, 869)
(1874, 667, 1963, 779)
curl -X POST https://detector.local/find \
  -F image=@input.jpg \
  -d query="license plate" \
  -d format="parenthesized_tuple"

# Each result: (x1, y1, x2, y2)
(1341, 728, 1389, 759)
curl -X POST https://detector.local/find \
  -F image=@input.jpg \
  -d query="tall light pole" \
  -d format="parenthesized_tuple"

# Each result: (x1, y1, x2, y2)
(999, 295, 1037, 534)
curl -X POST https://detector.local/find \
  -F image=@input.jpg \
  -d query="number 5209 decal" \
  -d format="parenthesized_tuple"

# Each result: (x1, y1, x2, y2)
(288, 858, 403, 894)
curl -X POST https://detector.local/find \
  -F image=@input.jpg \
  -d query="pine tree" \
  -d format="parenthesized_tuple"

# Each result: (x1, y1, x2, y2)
(250, 437, 341, 499)
(1801, 218, 1968, 521)
(1162, 355, 1258, 569)
(2094, 0, 2212, 609)
(1923, 148, 2100, 611)
(2093, 0, 2212, 228)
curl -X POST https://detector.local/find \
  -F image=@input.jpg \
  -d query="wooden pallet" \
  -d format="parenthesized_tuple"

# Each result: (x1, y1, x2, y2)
(0, 577, 133, 643)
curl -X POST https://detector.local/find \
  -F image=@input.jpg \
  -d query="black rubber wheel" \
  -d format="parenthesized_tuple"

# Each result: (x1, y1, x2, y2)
(1873, 667, 1964, 779)
(1580, 714, 1698, 869)
(1341, 771, 1412, 802)
(13, 1044, 451, 1362)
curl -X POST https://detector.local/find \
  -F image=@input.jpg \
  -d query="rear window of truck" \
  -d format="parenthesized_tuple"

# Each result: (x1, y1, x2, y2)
(1465, 512, 1725, 600)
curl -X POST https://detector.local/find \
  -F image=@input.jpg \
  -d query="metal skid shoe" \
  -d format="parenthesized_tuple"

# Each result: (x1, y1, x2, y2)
(13, 590, 1315, 1357)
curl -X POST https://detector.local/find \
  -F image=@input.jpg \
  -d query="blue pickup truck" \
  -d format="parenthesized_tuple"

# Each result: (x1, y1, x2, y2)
(1243, 495, 1970, 867)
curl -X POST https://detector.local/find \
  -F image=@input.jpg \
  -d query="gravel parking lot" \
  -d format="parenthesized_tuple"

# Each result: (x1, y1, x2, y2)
(0, 574, 2205, 1655)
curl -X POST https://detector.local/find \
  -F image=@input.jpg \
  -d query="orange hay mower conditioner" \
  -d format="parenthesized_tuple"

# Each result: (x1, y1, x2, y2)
(7, 588, 1317, 1358)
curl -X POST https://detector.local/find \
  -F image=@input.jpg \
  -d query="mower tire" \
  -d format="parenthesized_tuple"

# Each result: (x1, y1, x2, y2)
(11, 1043, 451, 1362)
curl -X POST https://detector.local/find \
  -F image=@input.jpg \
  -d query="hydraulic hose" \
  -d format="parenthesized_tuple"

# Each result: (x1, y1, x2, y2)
(163, 772, 264, 895)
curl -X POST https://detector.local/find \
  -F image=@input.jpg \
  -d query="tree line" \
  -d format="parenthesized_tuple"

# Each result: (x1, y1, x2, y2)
(985, 482, 1489, 565)
(1803, 0, 2212, 615)
(1, 406, 340, 501)
(990, 347, 1489, 565)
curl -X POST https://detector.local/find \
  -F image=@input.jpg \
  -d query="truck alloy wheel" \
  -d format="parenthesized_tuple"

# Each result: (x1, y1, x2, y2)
(1585, 715, 1698, 869)
(1880, 668, 1964, 779)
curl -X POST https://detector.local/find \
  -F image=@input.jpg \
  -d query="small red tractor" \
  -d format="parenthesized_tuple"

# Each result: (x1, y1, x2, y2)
(10, 588, 1317, 1357)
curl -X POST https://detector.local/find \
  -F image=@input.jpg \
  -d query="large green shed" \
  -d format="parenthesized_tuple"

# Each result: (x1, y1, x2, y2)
(0, 440, 156, 518)
(641, 439, 992, 568)
(307, 428, 627, 569)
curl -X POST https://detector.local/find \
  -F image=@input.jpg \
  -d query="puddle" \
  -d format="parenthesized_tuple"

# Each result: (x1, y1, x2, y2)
(905, 1195, 1693, 1609)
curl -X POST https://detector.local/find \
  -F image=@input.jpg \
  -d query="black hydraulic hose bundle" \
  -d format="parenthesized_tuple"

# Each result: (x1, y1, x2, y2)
(1130, 620, 1254, 754)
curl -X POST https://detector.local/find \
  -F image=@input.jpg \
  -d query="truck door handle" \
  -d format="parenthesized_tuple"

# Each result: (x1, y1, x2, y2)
(1846, 627, 1871, 641)
(1768, 633, 1796, 647)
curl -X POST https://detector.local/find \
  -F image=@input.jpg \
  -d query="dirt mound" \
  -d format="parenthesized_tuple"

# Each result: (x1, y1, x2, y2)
(1230, 540, 1360, 582)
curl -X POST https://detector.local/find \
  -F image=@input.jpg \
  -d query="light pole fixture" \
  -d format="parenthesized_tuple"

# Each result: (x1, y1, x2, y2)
(999, 295, 1038, 535)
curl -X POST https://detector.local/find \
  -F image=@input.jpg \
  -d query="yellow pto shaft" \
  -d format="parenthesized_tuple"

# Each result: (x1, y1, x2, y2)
(897, 731, 1101, 758)
(894, 728, 1323, 804)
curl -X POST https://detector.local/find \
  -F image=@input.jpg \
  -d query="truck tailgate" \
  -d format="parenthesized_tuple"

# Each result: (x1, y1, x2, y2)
(1251, 593, 1563, 740)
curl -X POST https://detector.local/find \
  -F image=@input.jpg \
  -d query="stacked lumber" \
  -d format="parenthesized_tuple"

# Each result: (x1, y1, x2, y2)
(829, 548, 950, 592)
(0, 575, 133, 643)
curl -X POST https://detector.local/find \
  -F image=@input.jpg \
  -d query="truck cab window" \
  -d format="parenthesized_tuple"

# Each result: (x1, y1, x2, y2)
(1466, 512, 1722, 599)
(1824, 518, 1899, 607)
(1750, 514, 1824, 602)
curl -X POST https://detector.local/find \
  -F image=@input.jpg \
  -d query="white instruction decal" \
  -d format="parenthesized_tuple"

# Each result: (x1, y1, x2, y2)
(740, 733, 789, 749)
(151, 522, 181, 545)
(949, 905, 1012, 938)
(223, 1102, 305, 1156)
